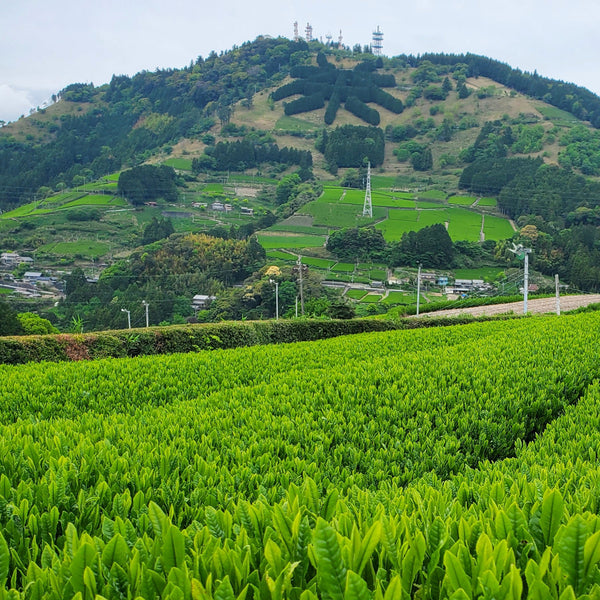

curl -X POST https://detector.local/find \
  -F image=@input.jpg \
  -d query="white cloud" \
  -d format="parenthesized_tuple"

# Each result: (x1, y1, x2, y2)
(0, 85, 36, 124)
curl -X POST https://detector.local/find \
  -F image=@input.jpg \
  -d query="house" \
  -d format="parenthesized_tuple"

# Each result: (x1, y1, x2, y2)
(23, 272, 43, 282)
(192, 294, 217, 310)
(240, 207, 254, 216)
(224, 204, 233, 212)
(447, 279, 490, 295)
(437, 276, 449, 287)
(1, 253, 34, 266)
(211, 202, 225, 211)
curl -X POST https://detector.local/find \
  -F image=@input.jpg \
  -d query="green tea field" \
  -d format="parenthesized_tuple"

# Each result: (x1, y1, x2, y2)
(259, 186, 513, 252)
(1, 313, 600, 597)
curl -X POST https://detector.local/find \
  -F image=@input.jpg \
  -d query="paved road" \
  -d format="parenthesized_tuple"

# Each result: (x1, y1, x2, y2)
(411, 294, 600, 319)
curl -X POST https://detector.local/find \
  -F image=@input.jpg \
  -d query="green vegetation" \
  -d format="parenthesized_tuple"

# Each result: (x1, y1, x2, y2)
(453, 267, 505, 280)
(266, 250, 297, 261)
(360, 293, 383, 303)
(484, 214, 516, 240)
(302, 202, 385, 228)
(61, 195, 127, 208)
(274, 115, 319, 131)
(256, 233, 326, 249)
(537, 104, 583, 124)
(1, 314, 600, 596)
(37, 240, 110, 258)
(345, 288, 367, 300)
(330, 262, 356, 272)
(448, 195, 477, 205)
(163, 157, 193, 170)
(271, 54, 401, 126)
(418, 189, 447, 200)
(381, 290, 417, 304)
(300, 256, 336, 269)
(447, 208, 482, 242)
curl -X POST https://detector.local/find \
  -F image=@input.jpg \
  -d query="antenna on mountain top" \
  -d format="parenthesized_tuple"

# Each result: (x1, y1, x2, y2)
(293, 21, 299, 42)
(363, 162, 373, 218)
(338, 30, 343, 48)
(372, 26, 383, 56)
(508, 243, 532, 314)
(305, 23, 313, 43)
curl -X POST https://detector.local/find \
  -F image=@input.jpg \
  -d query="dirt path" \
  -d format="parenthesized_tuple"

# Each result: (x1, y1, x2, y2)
(410, 294, 600, 319)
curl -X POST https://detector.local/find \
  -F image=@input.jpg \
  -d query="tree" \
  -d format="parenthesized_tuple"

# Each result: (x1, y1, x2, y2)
(457, 83, 471, 99)
(411, 147, 433, 171)
(118, 165, 178, 205)
(217, 102, 234, 126)
(17, 313, 59, 335)
(0, 300, 23, 336)
(326, 227, 386, 261)
(389, 224, 454, 268)
(142, 217, 175, 245)
(276, 174, 301, 205)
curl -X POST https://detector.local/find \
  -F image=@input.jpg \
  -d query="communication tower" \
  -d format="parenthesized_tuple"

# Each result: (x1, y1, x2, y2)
(305, 23, 313, 43)
(363, 162, 373, 218)
(338, 30, 343, 48)
(293, 21, 299, 42)
(372, 26, 383, 55)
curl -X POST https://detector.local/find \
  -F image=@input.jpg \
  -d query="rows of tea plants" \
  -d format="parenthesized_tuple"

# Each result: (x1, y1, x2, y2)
(1, 314, 600, 598)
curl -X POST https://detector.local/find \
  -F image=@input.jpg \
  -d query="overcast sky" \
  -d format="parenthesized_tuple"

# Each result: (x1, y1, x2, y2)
(1, 0, 598, 124)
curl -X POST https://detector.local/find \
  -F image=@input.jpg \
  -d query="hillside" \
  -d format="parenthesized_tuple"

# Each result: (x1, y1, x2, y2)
(3, 37, 600, 330)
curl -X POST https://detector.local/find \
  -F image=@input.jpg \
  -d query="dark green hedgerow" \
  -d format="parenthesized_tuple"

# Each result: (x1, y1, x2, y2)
(0, 314, 520, 365)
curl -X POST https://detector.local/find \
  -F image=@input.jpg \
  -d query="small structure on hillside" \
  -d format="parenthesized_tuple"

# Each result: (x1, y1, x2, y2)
(192, 294, 217, 312)
(1, 253, 34, 266)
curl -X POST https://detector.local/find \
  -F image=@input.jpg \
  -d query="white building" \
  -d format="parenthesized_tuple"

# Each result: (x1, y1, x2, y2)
(192, 294, 217, 310)
(1, 253, 34, 266)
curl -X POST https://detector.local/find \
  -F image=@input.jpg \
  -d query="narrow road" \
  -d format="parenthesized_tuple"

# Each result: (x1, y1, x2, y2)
(410, 294, 600, 318)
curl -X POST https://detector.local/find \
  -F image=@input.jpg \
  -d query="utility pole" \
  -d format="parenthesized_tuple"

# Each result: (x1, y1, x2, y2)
(522, 248, 531, 314)
(270, 279, 279, 320)
(508, 244, 532, 314)
(142, 300, 149, 327)
(416, 263, 422, 316)
(121, 308, 131, 329)
(555, 274, 560, 315)
(297, 256, 305, 315)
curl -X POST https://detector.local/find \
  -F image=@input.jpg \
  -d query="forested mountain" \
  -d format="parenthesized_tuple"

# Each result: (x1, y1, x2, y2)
(4, 34, 600, 304)
(3, 36, 600, 210)
(0, 36, 309, 208)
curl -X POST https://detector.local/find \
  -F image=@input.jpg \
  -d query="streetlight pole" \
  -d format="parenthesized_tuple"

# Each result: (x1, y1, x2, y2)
(142, 300, 149, 327)
(121, 308, 131, 329)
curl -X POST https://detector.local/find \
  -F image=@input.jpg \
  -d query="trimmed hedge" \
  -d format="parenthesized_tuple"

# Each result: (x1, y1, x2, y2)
(0, 314, 521, 365)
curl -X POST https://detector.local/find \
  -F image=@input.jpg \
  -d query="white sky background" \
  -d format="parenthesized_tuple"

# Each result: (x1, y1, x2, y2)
(1, 0, 598, 124)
